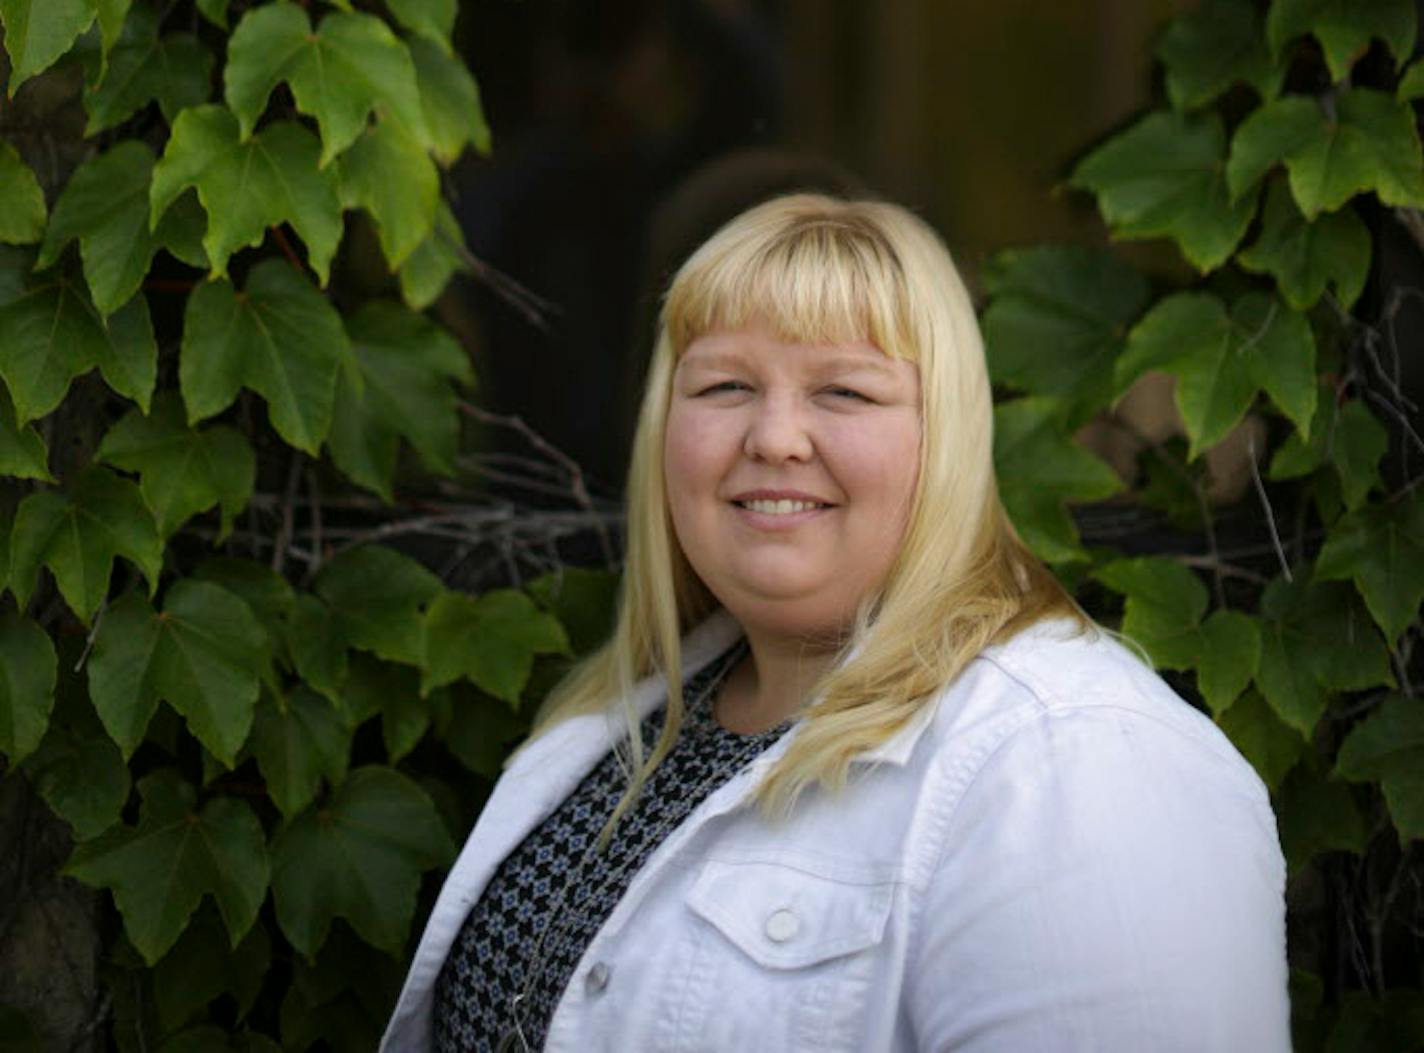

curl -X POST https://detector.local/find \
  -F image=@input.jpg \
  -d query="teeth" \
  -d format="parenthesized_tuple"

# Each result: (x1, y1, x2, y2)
(741, 499, 822, 515)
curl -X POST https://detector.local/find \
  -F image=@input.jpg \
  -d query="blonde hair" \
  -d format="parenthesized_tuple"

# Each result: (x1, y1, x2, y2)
(535, 193, 1082, 823)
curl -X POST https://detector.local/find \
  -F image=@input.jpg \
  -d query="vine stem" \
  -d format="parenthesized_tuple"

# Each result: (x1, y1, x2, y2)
(1246, 436, 1292, 584)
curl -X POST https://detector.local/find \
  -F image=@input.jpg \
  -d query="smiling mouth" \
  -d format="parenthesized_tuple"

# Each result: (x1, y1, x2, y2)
(735, 499, 831, 515)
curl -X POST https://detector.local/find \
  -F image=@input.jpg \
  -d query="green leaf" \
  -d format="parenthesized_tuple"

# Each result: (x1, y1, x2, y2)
(0, 383, 51, 480)
(1227, 89, 1424, 216)
(0, 0, 97, 93)
(1315, 494, 1424, 643)
(1117, 291, 1315, 455)
(225, 2, 428, 167)
(993, 397, 1122, 563)
(286, 594, 348, 701)
(397, 200, 466, 309)
(1155, 0, 1280, 110)
(21, 676, 130, 839)
(344, 657, 431, 762)
(1399, 60, 1424, 102)
(95, 0, 130, 59)
(410, 35, 489, 164)
(9, 467, 161, 622)
(1237, 179, 1371, 311)
(1197, 609, 1261, 714)
(327, 301, 472, 499)
(0, 243, 32, 305)
(195, 0, 226, 29)
(97, 390, 254, 539)
(387, 0, 454, 50)
(0, 611, 56, 764)
(436, 681, 527, 778)
(1275, 764, 1366, 872)
(313, 546, 442, 666)
(422, 589, 569, 704)
(1216, 689, 1308, 792)
(336, 118, 438, 269)
(1069, 110, 1258, 271)
(981, 245, 1148, 423)
(1269, 395, 1387, 509)
(1336, 695, 1424, 842)
(0, 142, 45, 244)
(87, 582, 267, 762)
(66, 769, 269, 964)
(1095, 557, 1207, 670)
(278, 924, 403, 1052)
(270, 765, 454, 956)
(1255, 575, 1393, 735)
(248, 687, 351, 819)
(180, 257, 350, 453)
(153, 908, 270, 1032)
(1267, 0, 1416, 82)
(527, 567, 619, 656)
(193, 557, 295, 645)
(151, 106, 341, 283)
(83, 6, 213, 135)
(37, 140, 207, 317)
(0, 276, 156, 424)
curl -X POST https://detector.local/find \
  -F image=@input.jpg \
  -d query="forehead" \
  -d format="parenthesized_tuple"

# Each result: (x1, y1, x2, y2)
(680, 328, 904, 374)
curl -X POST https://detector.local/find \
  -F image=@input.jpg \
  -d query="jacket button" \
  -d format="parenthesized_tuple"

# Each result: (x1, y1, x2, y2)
(586, 961, 611, 994)
(765, 909, 800, 943)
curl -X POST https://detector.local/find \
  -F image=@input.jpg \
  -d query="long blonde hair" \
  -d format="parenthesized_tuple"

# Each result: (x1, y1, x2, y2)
(535, 193, 1081, 821)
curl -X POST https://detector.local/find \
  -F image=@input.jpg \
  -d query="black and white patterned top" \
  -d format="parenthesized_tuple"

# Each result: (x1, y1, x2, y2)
(432, 643, 789, 1052)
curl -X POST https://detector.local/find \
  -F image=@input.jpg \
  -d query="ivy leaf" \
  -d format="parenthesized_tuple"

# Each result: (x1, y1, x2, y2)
(422, 589, 569, 704)
(1216, 689, 1307, 792)
(0, 142, 45, 243)
(981, 245, 1148, 424)
(192, 557, 295, 646)
(1155, 0, 1281, 110)
(181, 258, 350, 454)
(97, 391, 255, 540)
(1255, 575, 1392, 736)
(225, 2, 428, 166)
(1315, 494, 1424, 643)
(1266, 0, 1416, 83)
(195, 0, 226, 29)
(436, 681, 528, 778)
(0, 276, 156, 424)
(327, 302, 472, 499)
(87, 582, 267, 763)
(410, 35, 490, 164)
(248, 687, 351, 819)
(36, 141, 208, 317)
(65, 769, 269, 964)
(314, 546, 442, 667)
(270, 765, 454, 957)
(1336, 695, 1424, 842)
(9, 467, 161, 622)
(1275, 764, 1366, 872)
(336, 117, 438, 269)
(387, 0, 454, 50)
(278, 924, 404, 1052)
(1069, 110, 1257, 271)
(21, 676, 130, 839)
(151, 106, 341, 283)
(1117, 291, 1315, 455)
(993, 397, 1122, 563)
(0, 611, 57, 764)
(0, 383, 52, 480)
(341, 656, 432, 762)
(1197, 609, 1262, 714)
(83, 6, 213, 135)
(286, 594, 348, 701)
(527, 567, 619, 656)
(1237, 179, 1371, 311)
(1095, 557, 1207, 670)
(397, 200, 466, 309)
(0, 0, 97, 93)
(1226, 89, 1424, 216)
(1400, 60, 1424, 103)
(1270, 396, 1387, 509)
(153, 908, 270, 1032)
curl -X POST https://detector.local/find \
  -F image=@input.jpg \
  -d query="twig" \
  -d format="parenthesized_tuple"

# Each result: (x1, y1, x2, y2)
(271, 454, 303, 575)
(1246, 436, 1292, 583)
(436, 226, 559, 331)
(304, 463, 324, 583)
(269, 225, 307, 276)
(72, 597, 107, 672)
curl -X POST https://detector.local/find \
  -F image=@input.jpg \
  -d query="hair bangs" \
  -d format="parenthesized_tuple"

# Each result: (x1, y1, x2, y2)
(663, 213, 919, 361)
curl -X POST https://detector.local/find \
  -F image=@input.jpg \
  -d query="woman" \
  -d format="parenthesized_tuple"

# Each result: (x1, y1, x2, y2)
(382, 195, 1290, 1052)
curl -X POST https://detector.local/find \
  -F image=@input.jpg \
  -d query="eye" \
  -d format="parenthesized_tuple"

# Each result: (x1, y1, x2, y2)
(824, 386, 873, 402)
(697, 380, 750, 396)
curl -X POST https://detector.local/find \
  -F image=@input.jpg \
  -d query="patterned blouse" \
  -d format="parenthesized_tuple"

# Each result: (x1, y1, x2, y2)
(432, 643, 789, 1052)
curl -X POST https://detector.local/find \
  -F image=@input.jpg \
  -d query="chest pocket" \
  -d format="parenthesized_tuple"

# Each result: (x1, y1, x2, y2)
(686, 858, 894, 968)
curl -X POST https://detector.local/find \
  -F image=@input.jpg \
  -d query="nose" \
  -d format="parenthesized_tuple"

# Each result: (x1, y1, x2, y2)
(743, 395, 814, 463)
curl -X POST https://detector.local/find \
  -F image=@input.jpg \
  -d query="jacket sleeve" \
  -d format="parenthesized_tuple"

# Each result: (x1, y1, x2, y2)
(904, 703, 1291, 1053)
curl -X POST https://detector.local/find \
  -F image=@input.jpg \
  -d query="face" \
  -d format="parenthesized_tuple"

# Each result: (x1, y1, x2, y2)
(664, 325, 922, 644)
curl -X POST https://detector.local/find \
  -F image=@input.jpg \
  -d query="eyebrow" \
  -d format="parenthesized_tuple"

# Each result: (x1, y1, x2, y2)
(679, 347, 902, 377)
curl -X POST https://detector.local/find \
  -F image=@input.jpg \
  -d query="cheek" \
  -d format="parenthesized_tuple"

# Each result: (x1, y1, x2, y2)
(663, 408, 722, 517)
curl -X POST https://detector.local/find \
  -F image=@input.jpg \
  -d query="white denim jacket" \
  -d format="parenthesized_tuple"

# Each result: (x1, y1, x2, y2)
(381, 613, 1290, 1052)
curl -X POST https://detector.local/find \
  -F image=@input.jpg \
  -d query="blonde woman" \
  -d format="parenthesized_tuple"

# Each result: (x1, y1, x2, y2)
(382, 195, 1290, 1052)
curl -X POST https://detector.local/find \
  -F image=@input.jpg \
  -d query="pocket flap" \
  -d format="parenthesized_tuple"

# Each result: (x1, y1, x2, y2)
(686, 859, 894, 970)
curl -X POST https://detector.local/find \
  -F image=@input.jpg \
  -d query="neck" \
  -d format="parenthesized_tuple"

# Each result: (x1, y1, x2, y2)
(715, 625, 842, 735)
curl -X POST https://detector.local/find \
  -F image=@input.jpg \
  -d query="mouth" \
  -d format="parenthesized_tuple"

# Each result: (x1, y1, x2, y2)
(733, 498, 832, 515)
